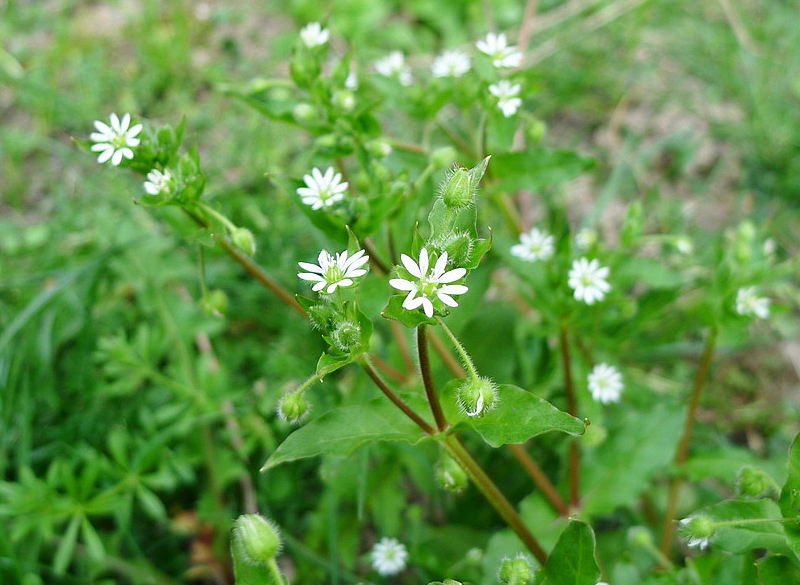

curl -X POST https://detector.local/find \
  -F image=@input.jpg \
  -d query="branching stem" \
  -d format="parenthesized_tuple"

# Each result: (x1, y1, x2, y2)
(417, 325, 449, 432)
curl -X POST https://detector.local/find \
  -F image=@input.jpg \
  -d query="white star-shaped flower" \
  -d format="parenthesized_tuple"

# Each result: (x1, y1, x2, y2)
(298, 249, 369, 293)
(90, 113, 143, 166)
(568, 257, 610, 304)
(587, 363, 623, 404)
(143, 168, 173, 195)
(297, 167, 348, 210)
(431, 50, 471, 78)
(735, 286, 770, 319)
(476, 32, 523, 68)
(375, 51, 413, 86)
(511, 227, 554, 262)
(299, 22, 329, 48)
(369, 537, 408, 576)
(488, 80, 522, 117)
(389, 247, 468, 318)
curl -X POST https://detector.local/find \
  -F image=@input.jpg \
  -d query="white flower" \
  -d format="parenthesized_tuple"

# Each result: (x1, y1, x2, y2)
(389, 247, 468, 318)
(675, 236, 693, 255)
(476, 32, 523, 68)
(299, 22, 329, 48)
(345, 70, 358, 90)
(679, 517, 714, 550)
(587, 363, 623, 404)
(298, 249, 369, 294)
(431, 50, 471, 78)
(375, 51, 412, 86)
(735, 287, 770, 319)
(575, 228, 597, 250)
(143, 168, 172, 195)
(568, 257, 610, 304)
(511, 227, 554, 262)
(90, 113, 143, 166)
(370, 537, 408, 576)
(488, 80, 522, 117)
(297, 167, 348, 210)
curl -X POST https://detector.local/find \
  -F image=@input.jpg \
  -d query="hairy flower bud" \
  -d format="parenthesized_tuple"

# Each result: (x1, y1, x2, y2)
(435, 453, 468, 492)
(331, 320, 361, 352)
(231, 227, 256, 257)
(498, 555, 533, 585)
(679, 515, 716, 549)
(201, 289, 229, 317)
(736, 466, 775, 498)
(628, 526, 653, 548)
(277, 392, 310, 424)
(440, 167, 473, 209)
(231, 514, 282, 564)
(366, 138, 393, 158)
(438, 231, 474, 267)
(293, 103, 318, 122)
(457, 377, 497, 417)
(332, 90, 356, 112)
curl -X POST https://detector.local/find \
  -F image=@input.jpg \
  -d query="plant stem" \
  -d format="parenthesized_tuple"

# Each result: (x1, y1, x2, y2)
(508, 444, 570, 516)
(391, 320, 417, 374)
(362, 238, 391, 275)
(659, 329, 718, 558)
(417, 325, 449, 432)
(444, 436, 548, 565)
(559, 322, 580, 508)
(428, 329, 467, 378)
(361, 356, 435, 435)
(436, 317, 479, 380)
(369, 353, 408, 384)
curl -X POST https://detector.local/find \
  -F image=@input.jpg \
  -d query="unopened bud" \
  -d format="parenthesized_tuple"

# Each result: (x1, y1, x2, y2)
(232, 514, 281, 564)
(435, 453, 468, 492)
(278, 392, 310, 424)
(366, 139, 392, 158)
(331, 321, 361, 352)
(498, 555, 533, 585)
(736, 466, 775, 498)
(440, 167, 472, 209)
(440, 232, 474, 267)
(457, 377, 497, 418)
(734, 220, 756, 264)
(293, 103, 318, 122)
(201, 289, 229, 317)
(628, 526, 653, 548)
(332, 90, 356, 112)
(526, 119, 547, 143)
(231, 227, 256, 256)
(679, 515, 715, 549)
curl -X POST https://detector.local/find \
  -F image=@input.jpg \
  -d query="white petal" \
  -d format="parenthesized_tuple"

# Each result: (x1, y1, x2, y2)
(111, 149, 124, 165)
(400, 254, 421, 278)
(312, 281, 327, 292)
(96, 147, 114, 163)
(433, 251, 449, 276)
(389, 278, 416, 291)
(438, 267, 466, 283)
(91, 142, 110, 152)
(298, 272, 325, 282)
(94, 120, 112, 135)
(417, 248, 429, 276)
(440, 284, 468, 295)
(422, 298, 434, 318)
(403, 293, 424, 311)
(437, 293, 459, 308)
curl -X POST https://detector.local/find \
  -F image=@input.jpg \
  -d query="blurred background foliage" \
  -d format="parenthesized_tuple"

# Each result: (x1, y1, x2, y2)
(1, 0, 799, 583)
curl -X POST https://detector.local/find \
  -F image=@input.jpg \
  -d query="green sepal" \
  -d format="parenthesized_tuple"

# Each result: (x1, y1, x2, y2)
(381, 295, 438, 328)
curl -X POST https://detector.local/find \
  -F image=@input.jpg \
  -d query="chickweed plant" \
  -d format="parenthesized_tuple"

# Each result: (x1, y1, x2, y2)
(4, 9, 800, 585)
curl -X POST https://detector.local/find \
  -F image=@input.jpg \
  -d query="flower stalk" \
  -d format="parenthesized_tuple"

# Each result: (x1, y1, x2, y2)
(417, 325, 449, 432)
(559, 322, 580, 508)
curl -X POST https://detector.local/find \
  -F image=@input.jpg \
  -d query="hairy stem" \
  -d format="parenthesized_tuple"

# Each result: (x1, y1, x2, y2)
(659, 329, 718, 558)
(417, 325, 449, 432)
(559, 322, 580, 507)
(436, 317, 479, 380)
(361, 357, 435, 435)
(429, 329, 467, 378)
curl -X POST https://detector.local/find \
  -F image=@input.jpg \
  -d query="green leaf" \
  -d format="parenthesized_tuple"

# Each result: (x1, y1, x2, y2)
(698, 499, 789, 555)
(381, 295, 438, 328)
(53, 514, 81, 575)
(136, 485, 167, 520)
(541, 520, 600, 585)
(780, 432, 800, 560)
(81, 516, 105, 560)
(316, 352, 353, 379)
(261, 397, 429, 470)
(756, 555, 800, 584)
(491, 149, 595, 192)
(461, 385, 584, 447)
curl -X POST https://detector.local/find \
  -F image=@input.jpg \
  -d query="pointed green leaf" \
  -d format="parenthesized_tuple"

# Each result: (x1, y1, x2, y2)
(462, 385, 584, 447)
(541, 520, 600, 585)
(316, 352, 353, 379)
(756, 555, 800, 584)
(779, 432, 800, 559)
(81, 516, 105, 560)
(261, 397, 429, 470)
(53, 515, 81, 575)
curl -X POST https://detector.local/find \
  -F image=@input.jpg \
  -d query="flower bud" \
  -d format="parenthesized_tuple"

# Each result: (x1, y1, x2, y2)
(679, 515, 715, 549)
(736, 465, 775, 498)
(293, 102, 318, 122)
(526, 119, 547, 143)
(277, 392, 310, 424)
(439, 232, 474, 267)
(201, 289, 229, 317)
(366, 138, 392, 158)
(315, 134, 338, 152)
(734, 220, 756, 264)
(430, 146, 458, 169)
(440, 167, 473, 209)
(332, 90, 356, 112)
(435, 453, 468, 492)
(498, 555, 533, 585)
(675, 236, 693, 255)
(457, 377, 497, 418)
(231, 227, 256, 256)
(231, 514, 282, 564)
(628, 526, 653, 548)
(308, 304, 335, 330)
(331, 320, 361, 352)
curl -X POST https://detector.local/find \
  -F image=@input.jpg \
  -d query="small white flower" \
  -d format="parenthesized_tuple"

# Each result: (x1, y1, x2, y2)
(476, 32, 523, 68)
(298, 249, 369, 294)
(511, 227, 554, 262)
(299, 22, 329, 48)
(345, 70, 358, 90)
(675, 236, 693, 255)
(587, 363, 624, 404)
(297, 167, 348, 210)
(568, 257, 611, 305)
(375, 51, 412, 86)
(143, 168, 172, 195)
(488, 80, 522, 117)
(679, 517, 714, 550)
(370, 537, 408, 576)
(735, 287, 770, 319)
(575, 228, 597, 250)
(389, 247, 468, 318)
(90, 113, 143, 166)
(431, 50, 471, 78)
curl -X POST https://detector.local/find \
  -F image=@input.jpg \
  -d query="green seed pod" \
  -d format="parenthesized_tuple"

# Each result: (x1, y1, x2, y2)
(435, 452, 468, 492)
(498, 555, 533, 585)
(278, 392, 310, 424)
(736, 465, 775, 498)
(201, 289, 229, 317)
(440, 231, 474, 267)
(331, 320, 361, 352)
(457, 377, 497, 418)
(679, 514, 716, 549)
(440, 167, 473, 209)
(526, 119, 547, 143)
(231, 227, 256, 257)
(232, 514, 282, 564)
